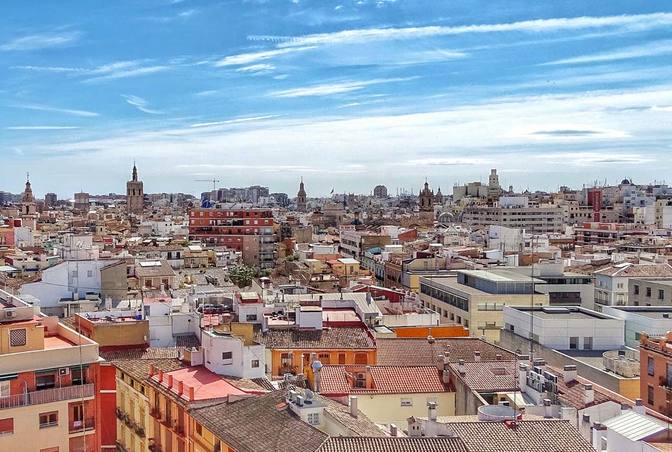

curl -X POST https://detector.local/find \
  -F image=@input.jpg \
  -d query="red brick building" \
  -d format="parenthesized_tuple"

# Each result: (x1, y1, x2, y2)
(188, 207, 276, 268)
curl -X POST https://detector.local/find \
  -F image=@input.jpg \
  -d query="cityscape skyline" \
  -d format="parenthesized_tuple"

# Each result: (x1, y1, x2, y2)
(3, 0, 672, 194)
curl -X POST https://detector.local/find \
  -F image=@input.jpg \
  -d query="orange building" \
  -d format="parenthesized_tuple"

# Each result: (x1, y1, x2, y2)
(640, 332, 672, 416)
(392, 325, 470, 338)
(0, 289, 103, 452)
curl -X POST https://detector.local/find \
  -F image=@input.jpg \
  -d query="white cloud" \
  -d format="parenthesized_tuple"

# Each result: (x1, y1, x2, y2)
(544, 39, 672, 65)
(214, 47, 315, 66)
(249, 13, 672, 48)
(0, 31, 81, 51)
(84, 63, 169, 83)
(269, 77, 415, 97)
(122, 95, 163, 115)
(12, 104, 99, 117)
(190, 115, 278, 128)
(236, 63, 275, 73)
(6, 126, 80, 130)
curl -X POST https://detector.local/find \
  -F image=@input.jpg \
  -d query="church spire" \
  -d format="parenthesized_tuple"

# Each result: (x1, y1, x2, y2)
(132, 162, 138, 181)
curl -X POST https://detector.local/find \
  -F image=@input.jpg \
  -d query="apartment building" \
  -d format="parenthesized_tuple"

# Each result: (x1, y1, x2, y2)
(639, 332, 672, 417)
(339, 229, 391, 260)
(0, 289, 103, 452)
(629, 278, 672, 307)
(419, 269, 550, 340)
(462, 204, 563, 234)
(602, 306, 672, 348)
(188, 206, 276, 269)
(593, 263, 672, 309)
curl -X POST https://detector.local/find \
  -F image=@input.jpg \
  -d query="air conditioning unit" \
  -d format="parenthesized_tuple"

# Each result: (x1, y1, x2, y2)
(59, 367, 70, 376)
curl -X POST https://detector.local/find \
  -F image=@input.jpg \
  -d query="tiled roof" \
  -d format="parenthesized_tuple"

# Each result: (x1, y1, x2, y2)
(547, 365, 630, 410)
(449, 361, 518, 392)
(446, 419, 594, 452)
(100, 347, 181, 361)
(594, 263, 672, 278)
(113, 358, 184, 383)
(319, 366, 451, 395)
(317, 437, 469, 452)
(320, 398, 385, 437)
(376, 338, 514, 366)
(254, 327, 375, 349)
(189, 390, 328, 452)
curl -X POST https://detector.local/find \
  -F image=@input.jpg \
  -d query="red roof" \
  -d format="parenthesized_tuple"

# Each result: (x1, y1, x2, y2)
(155, 366, 249, 401)
(319, 365, 451, 395)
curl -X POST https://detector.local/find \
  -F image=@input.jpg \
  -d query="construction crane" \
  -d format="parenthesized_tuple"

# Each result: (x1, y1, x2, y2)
(195, 179, 220, 191)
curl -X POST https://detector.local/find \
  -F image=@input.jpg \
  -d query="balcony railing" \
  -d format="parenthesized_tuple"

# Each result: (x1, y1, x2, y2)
(69, 417, 95, 434)
(0, 383, 94, 410)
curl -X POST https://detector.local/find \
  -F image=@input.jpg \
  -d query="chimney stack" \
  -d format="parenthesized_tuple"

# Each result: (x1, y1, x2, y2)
(188, 386, 195, 401)
(592, 423, 607, 451)
(157, 370, 164, 383)
(390, 424, 398, 437)
(149, 364, 155, 377)
(428, 401, 438, 421)
(349, 395, 358, 418)
(437, 353, 445, 371)
(518, 363, 528, 390)
(458, 359, 466, 375)
(474, 350, 481, 362)
(562, 364, 577, 383)
(634, 398, 645, 414)
(167, 375, 174, 389)
(543, 399, 552, 419)
(496, 353, 502, 361)
(583, 384, 594, 405)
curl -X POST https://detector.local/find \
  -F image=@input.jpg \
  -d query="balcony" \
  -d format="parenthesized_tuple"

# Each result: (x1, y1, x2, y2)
(660, 376, 672, 392)
(0, 383, 94, 410)
(69, 417, 95, 434)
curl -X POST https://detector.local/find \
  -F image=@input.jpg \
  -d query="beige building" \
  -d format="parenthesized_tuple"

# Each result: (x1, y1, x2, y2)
(419, 270, 550, 340)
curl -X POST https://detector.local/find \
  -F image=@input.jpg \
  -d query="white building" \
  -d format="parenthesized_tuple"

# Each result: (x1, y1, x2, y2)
(601, 306, 672, 349)
(503, 306, 624, 350)
(200, 326, 266, 379)
(593, 263, 672, 309)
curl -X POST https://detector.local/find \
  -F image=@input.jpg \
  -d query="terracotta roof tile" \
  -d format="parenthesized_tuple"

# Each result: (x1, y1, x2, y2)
(317, 437, 469, 452)
(254, 327, 375, 349)
(320, 366, 451, 395)
(377, 338, 514, 367)
(449, 361, 518, 392)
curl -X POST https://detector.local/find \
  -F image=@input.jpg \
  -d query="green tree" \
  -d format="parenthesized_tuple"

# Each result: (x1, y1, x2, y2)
(229, 265, 256, 288)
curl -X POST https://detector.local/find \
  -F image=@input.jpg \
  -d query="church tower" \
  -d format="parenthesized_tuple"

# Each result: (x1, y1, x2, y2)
(296, 178, 307, 212)
(435, 186, 444, 205)
(20, 173, 38, 229)
(419, 180, 434, 212)
(126, 163, 144, 214)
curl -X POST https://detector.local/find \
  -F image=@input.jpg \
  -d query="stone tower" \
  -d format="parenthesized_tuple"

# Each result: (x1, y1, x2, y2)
(126, 163, 144, 214)
(419, 180, 434, 212)
(296, 178, 307, 212)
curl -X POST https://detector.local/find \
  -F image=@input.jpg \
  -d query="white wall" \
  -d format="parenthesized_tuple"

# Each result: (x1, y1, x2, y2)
(202, 332, 266, 379)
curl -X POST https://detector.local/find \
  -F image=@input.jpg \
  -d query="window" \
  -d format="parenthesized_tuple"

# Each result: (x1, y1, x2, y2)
(659, 289, 665, 300)
(648, 357, 655, 376)
(646, 287, 652, 297)
(9, 329, 27, 347)
(648, 385, 655, 405)
(307, 413, 320, 425)
(39, 411, 58, 428)
(195, 422, 203, 436)
(338, 353, 346, 365)
(86, 270, 93, 278)
(400, 399, 413, 407)
(222, 352, 233, 362)
(73, 403, 84, 424)
(251, 360, 260, 368)
(635, 332, 641, 341)
(634, 285, 640, 295)
(72, 368, 84, 385)
(354, 353, 368, 365)
(36, 373, 56, 390)
(0, 418, 13, 436)
(318, 353, 330, 364)
(246, 314, 257, 321)
(0, 381, 9, 397)
(583, 337, 593, 350)
(569, 337, 579, 350)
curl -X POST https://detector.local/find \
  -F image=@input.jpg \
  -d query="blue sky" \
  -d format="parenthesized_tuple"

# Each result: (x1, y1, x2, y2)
(2, 0, 672, 198)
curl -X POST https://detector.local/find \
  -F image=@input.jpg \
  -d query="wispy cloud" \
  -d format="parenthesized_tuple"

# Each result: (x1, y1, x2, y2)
(236, 63, 275, 74)
(190, 115, 278, 128)
(542, 152, 654, 166)
(12, 104, 99, 118)
(251, 12, 672, 47)
(6, 125, 80, 130)
(122, 95, 163, 114)
(0, 30, 81, 51)
(544, 39, 672, 65)
(12, 60, 171, 82)
(214, 47, 315, 66)
(269, 77, 416, 97)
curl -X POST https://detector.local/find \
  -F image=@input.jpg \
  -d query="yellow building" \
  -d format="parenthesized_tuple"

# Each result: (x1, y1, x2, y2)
(317, 365, 455, 427)
(419, 271, 550, 341)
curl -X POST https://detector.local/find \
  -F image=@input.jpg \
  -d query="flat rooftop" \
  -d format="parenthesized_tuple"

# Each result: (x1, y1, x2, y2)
(512, 306, 616, 320)
(457, 269, 546, 284)
(607, 306, 672, 319)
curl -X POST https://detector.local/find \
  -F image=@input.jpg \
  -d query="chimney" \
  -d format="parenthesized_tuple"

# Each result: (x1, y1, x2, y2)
(592, 423, 607, 452)
(442, 369, 450, 384)
(457, 359, 466, 375)
(149, 364, 155, 377)
(583, 384, 594, 405)
(620, 403, 630, 413)
(474, 350, 481, 362)
(176, 380, 183, 396)
(634, 398, 645, 415)
(518, 363, 528, 390)
(496, 353, 502, 361)
(562, 364, 577, 383)
(543, 398, 552, 419)
(157, 370, 164, 383)
(582, 414, 590, 424)
(428, 401, 438, 421)
(188, 386, 195, 401)
(437, 353, 445, 371)
(167, 375, 174, 389)
(349, 396, 358, 418)
(390, 424, 398, 437)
